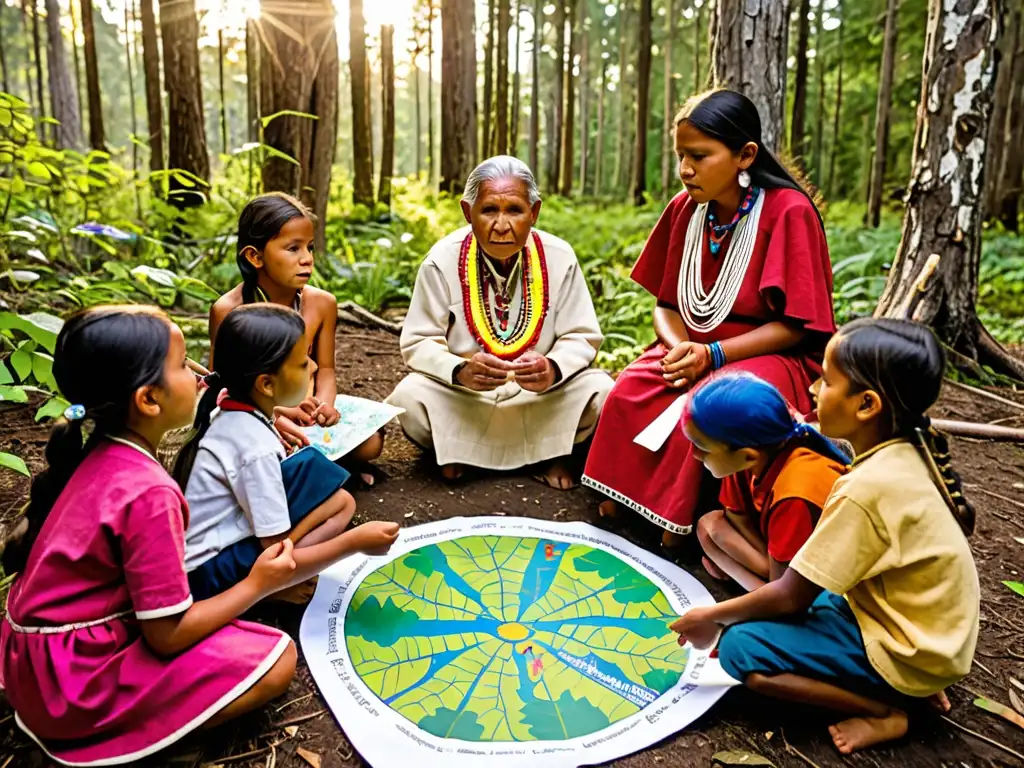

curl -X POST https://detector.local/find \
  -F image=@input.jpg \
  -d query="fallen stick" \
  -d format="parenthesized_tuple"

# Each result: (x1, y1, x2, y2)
(944, 379, 1024, 413)
(940, 715, 1024, 762)
(270, 709, 326, 729)
(338, 301, 402, 335)
(931, 418, 1024, 443)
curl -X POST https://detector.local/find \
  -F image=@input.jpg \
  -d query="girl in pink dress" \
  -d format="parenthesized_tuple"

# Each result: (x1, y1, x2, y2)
(1, 306, 302, 766)
(582, 90, 835, 547)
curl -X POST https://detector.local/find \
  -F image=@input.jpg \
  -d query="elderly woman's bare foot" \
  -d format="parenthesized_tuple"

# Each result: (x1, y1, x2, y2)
(269, 577, 318, 605)
(828, 710, 908, 754)
(441, 464, 465, 481)
(598, 500, 619, 518)
(532, 460, 576, 490)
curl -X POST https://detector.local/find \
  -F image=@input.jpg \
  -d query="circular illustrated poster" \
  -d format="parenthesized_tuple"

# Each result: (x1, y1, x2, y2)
(300, 517, 729, 767)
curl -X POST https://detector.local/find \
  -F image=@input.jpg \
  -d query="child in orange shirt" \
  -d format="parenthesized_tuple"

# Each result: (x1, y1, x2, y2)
(686, 373, 849, 591)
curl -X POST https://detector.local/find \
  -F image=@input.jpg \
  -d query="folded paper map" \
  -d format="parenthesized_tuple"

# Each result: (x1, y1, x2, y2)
(302, 395, 404, 462)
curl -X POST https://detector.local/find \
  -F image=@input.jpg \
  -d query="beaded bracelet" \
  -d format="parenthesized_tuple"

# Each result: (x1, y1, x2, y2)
(705, 341, 727, 370)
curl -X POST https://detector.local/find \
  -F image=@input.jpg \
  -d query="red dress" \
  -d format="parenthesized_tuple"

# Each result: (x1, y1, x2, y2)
(582, 188, 836, 534)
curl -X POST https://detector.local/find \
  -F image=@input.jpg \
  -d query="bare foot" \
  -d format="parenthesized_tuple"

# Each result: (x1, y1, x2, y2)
(533, 460, 576, 490)
(598, 500, 619, 518)
(928, 690, 951, 713)
(360, 471, 375, 487)
(662, 530, 684, 549)
(701, 556, 730, 581)
(270, 577, 318, 605)
(828, 710, 908, 754)
(441, 464, 465, 481)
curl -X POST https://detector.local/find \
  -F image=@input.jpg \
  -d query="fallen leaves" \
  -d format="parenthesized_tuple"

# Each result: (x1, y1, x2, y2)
(712, 750, 775, 767)
(296, 747, 322, 768)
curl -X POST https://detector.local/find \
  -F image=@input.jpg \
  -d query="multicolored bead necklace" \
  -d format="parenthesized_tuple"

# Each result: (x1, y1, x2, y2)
(707, 187, 761, 256)
(459, 231, 550, 360)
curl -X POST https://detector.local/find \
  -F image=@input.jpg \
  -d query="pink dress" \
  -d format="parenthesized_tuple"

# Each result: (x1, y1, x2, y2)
(0, 439, 290, 766)
(582, 189, 836, 534)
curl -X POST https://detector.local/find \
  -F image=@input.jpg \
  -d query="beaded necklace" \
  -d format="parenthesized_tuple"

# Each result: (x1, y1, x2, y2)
(707, 186, 759, 256)
(459, 231, 549, 360)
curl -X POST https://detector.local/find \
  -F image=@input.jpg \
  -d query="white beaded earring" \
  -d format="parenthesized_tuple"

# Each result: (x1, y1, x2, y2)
(738, 170, 751, 189)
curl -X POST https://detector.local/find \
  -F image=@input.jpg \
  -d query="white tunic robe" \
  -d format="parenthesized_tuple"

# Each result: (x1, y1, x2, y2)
(386, 226, 613, 469)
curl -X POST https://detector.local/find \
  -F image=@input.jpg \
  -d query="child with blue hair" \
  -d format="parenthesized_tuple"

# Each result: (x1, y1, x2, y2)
(684, 373, 849, 591)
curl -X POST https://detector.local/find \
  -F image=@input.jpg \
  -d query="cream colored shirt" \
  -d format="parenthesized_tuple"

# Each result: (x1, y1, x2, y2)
(400, 226, 604, 387)
(791, 440, 980, 697)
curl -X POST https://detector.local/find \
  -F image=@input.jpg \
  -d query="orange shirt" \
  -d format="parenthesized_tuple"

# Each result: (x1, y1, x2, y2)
(720, 445, 846, 562)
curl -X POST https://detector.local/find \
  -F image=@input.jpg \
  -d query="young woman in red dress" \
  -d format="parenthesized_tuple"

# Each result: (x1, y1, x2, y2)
(582, 89, 836, 547)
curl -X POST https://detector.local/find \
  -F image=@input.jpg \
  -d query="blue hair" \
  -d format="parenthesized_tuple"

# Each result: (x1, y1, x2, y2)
(685, 373, 851, 465)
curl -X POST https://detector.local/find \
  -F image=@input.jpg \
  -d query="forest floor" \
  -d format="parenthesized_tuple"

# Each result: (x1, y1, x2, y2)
(1, 320, 1024, 768)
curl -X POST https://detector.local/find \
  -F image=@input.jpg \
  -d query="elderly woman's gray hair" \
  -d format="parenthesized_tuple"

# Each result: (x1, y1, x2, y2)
(462, 156, 542, 206)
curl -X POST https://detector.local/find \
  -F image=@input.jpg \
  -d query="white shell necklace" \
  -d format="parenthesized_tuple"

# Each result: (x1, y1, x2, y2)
(676, 189, 764, 334)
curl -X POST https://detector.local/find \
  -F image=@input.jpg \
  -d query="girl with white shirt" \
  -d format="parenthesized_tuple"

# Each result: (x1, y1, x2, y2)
(173, 304, 398, 602)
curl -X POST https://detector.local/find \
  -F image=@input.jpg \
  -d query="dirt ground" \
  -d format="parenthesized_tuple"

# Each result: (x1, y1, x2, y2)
(1, 320, 1023, 768)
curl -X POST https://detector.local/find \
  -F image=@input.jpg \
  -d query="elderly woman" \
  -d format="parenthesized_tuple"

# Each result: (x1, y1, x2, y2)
(386, 156, 613, 488)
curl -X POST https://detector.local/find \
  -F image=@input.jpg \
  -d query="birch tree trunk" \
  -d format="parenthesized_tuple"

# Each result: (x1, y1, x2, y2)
(633, 0, 652, 205)
(347, 0, 374, 205)
(866, 0, 900, 228)
(160, 0, 209, 207)
(378, 25, 395, 207)
(80, 0, 105, 150)
(790, 0, 811, 161)
(876, 0, 1022, 380)
(712, 0, 788, 152)
(140, 0, 164, 186)
(441, 0, 477, 192)
(44, 0, 83, 149)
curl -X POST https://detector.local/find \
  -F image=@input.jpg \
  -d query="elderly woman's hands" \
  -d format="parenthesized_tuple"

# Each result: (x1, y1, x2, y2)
(456, 352, 514, 391)
(513, 351, 559, 392)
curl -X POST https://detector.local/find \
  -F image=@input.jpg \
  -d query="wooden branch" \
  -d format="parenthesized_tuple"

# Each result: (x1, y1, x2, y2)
(931, 418, 1024, 443)
(943, 378, 1024, 412)
(940, 715, 1024, 763)
(337, 301, 402, 335)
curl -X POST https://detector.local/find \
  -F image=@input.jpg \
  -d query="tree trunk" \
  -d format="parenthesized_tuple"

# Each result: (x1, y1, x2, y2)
(812, 10, 825, 186)
(693, 0, 701, 93)
(140, 0, 165, 184)
(31, 0, 47, 138)
(790, 0, 810, 161)
(246, 19, 259, 144)
(712, 0, 788, 152)
(876, 0, 1022, 380)
(661, 0, 674, 197)
(69, 0, 84, 134)
(483, 0, 496, 156)
(578, 0, 590, 193)
(378, 25, 395, 207)
(44, 0, 82, 149)
(559, 0, 577, 195)
(346, 0, 374, 205)
(594, 52, 606, 194)
(633, 0, 651, 205)
(20, 0, 33, 105)
(866, 0, 899, 228)
(441, 0, 477, 192)
(996, 18, 1024, 232)
(428, 0, 435, 189)
(984, 7, 1018, 218)
(125, 1, 141, 216)
(550, 0, 567, 190)
(161, 0, 209, 207)
(496, 0, 510, 154)
(528, 0, 541, 172)
(511, 0, 522, 153)
(217, 28, 227, 155)
(80, 0, 105, 151)
(613, 0, 628, 192)
(414, 52, 423, 175)
(258, 0, 338, 246)
(826, 0, 844, 197)
(0, 1, 9, 95)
